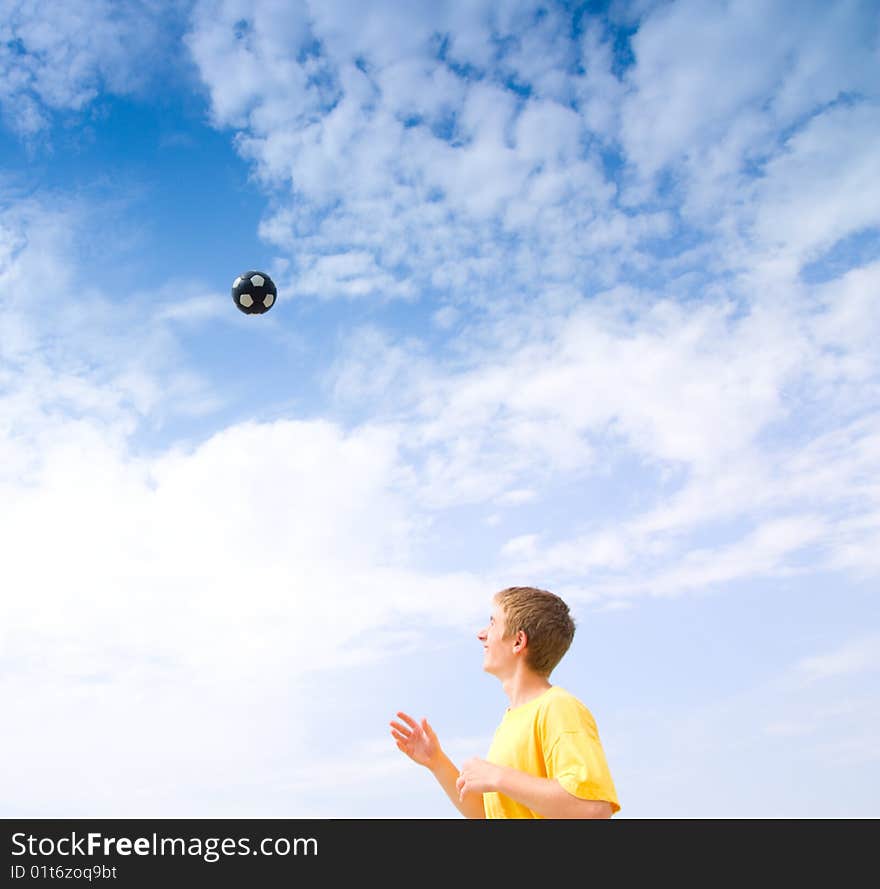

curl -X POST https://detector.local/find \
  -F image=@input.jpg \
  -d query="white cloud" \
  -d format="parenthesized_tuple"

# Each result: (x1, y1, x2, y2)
(185, 0, 646, 312)
(0, 0, 185, 135)
(496, 488, 536, 506)
(297, 249, 415, 300)
(796, 635, 880, 683)
(305, 232, 880, 598)
(0, 408, 500, 814)
(0, 197, 226, 441)
(750, 103, 880, 265)
(620, 0, 879, 184)
(576, 19, 625, 139)
(500, 533, 540, 560)
(153, 289, 231, 323)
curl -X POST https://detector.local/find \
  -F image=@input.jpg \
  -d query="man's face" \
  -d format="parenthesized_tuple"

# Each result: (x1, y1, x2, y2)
(477, 600, 515, 677)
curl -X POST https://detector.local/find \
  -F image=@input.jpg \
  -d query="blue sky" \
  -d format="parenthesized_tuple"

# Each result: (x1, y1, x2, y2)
(1, 0, 879, 818)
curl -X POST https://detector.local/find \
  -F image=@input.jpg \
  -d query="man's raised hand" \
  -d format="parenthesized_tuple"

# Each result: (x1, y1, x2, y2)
(390, 711, 441, 769)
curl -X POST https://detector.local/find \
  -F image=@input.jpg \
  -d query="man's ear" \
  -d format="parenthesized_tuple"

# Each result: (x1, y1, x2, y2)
(513, 630, 527, 651)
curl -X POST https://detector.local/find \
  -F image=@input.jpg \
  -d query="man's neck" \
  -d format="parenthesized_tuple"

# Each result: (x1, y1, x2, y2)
(502, 670, 552, 709)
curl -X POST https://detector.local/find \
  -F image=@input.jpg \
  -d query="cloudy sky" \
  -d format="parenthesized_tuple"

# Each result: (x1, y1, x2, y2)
(1, 0, 878, 818)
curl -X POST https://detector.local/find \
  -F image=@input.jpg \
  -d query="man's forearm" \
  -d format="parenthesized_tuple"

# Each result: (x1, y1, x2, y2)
(430, 753, 486, 819)
(495, 767, 612, 819)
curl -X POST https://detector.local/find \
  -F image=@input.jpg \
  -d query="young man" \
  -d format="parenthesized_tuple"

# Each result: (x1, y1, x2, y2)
(391, 586, 620, 818)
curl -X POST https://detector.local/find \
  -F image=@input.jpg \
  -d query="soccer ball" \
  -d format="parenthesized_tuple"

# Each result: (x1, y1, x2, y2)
(231, 270, 277, 315)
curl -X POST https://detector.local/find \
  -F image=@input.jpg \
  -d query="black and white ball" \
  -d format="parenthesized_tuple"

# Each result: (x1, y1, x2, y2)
(231, 270, 277, 315)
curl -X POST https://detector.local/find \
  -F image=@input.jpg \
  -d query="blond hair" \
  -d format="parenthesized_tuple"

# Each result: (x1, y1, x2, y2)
(494, 586, 575, 677)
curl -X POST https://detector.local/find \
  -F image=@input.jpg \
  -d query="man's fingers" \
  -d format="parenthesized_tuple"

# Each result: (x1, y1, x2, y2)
(389, 720, 411, 736)
(396, 711, 419, 729)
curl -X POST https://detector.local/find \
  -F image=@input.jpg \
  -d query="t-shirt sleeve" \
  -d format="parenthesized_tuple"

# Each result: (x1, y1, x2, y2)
(544, 704, 621, 813)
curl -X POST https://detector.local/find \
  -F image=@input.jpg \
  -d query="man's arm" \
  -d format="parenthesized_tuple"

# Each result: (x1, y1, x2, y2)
(429, 751, 487, 819)
(391, 712, 485, 819)
(457, 758, 612, 819)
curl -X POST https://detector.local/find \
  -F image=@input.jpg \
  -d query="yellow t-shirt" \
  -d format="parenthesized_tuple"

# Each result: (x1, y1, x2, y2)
(483, 685, 620, 818)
